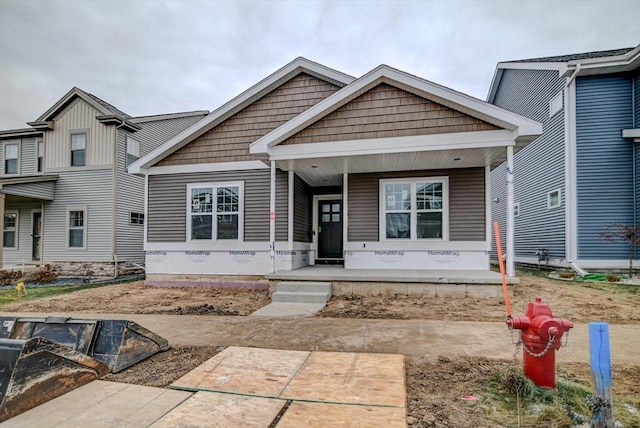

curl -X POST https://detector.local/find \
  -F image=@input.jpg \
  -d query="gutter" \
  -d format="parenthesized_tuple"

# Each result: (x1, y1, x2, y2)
(112, 119, 127, 278)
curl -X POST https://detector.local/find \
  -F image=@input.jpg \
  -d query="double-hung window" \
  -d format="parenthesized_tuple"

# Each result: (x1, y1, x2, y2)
(188, 182, 243, 241)
(37, 140, 44, 172)
(3, 212, 18, 248)
(68, 208, 86, 248)
(126, 137, 140, 166)
(4, 143, 18, 174)
(71, 132, 86, 166)
(380, 177, 448, 240)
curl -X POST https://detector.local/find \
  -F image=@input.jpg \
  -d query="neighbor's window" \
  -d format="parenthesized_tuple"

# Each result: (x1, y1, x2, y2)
(126, 137, 140, 166)
(4, 143, 18, 174)
(3, 212, 18, 248)
(514, 202, 520, 217)
(380, 177, 448, 240)
(37, 140, 44, 172)
(71, 132, 86, 166)
(188, 182, 243, 241)
(547, 189, 561, 209)
(68, 208, 86, 248)
(130, 212, 144, 225)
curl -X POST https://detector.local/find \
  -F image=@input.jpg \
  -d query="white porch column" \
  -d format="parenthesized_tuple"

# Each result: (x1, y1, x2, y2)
(506, 145, 515, 277)
(343, 172, 348, 259)
(269, 161, 276, 273)
(0, 193, 4, 269)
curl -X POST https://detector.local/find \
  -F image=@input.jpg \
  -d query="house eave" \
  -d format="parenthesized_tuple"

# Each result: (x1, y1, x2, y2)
(96, 115, 142, 131)
(0, 128, 44, 139)
(25, 121, 54, 131)
(129, 110, 210, 123)
(0, 174, 59, 186)
(622, 128, 640, 142)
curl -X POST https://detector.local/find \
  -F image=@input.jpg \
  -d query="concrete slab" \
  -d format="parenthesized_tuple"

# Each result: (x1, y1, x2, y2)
(171, 347, 310, 397)
(0, 381, 191, 428)
(151, 391, 286, 428)
(249, 302, 326, 317)
(281, 352, 406, 407)
(276, 402, 407, 428)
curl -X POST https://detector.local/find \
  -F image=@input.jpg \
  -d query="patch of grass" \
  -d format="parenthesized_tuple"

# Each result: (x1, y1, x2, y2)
(0, 283, 110, 305)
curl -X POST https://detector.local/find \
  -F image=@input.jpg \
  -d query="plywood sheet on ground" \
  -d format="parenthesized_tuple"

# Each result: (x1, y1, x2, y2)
(150, 391, 286, 428)
(171, 346, 310, 397)
(281, 352, 406, 407)
(276, 402, 407, 428)
(0, 381, 191, 428)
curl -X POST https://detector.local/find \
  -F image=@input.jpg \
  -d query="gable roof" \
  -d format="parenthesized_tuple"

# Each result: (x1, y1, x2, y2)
(488, 44, 640, 102)
(250, 64, 542, 155)
(129, 57, 355, 174)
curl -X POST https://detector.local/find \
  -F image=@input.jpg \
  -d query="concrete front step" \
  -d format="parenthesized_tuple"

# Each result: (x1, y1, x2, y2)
(271, 291, 330, 304)
(276, 281, 332, 294)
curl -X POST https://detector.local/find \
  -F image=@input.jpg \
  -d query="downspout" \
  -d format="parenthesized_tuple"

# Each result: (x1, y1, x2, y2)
(632, 77, 637, 259)
(112, 119, 127, 278)
(563, 64, 588, 276)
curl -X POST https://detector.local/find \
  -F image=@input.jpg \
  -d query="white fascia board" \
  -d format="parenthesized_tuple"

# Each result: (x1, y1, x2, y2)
(268, 130, 516, 161)
(252, 65, 542, 154)
(622, 128, 640, 140)
(495, 62, 567, 71)
(562, 47, 640, 77)
(146, 160, 269, 175)
(131, 58, 355, 173)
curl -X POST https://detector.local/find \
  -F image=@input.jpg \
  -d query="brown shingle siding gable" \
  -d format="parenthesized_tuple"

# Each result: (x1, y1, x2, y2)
(158, 73, 340, 166)
(281, 83, 499, 145)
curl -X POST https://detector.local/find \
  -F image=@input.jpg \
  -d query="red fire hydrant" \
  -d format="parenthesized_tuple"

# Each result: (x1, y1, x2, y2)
(506, 297, 573, 388)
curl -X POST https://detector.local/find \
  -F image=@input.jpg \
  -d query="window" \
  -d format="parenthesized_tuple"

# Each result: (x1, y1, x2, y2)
(380, 177, 448, 240)
(514, 202, 520, 217)
(126, 137, 140, 166)
(4, 143, 18, 174)
(130, 212, 144, 225)
(3, 212, 18, 248)
(187, 182, 243, 241)
(547, 189, 561, 209)
(71, 132, 86, 166)
(67, 208, 86, 248)
(549, 92, 563, 117)
(37, 140, 44, 172)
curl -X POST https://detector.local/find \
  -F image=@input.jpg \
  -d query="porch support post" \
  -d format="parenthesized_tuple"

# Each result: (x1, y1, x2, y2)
(0, 193, 4, 269)
(288, 170, 294, 246)
(506, 145, 515, 277)
(343, 172, 348, 261)
(269, 161, 276, 274)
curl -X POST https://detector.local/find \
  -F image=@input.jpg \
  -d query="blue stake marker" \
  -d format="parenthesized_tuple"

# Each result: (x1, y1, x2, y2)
(589, 322, 614, 427)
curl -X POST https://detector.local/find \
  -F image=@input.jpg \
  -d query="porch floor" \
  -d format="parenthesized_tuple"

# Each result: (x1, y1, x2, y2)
(266, 265, 518, 285)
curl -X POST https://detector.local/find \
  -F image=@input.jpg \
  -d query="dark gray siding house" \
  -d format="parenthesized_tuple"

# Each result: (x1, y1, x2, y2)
(488, 45, 640, 270)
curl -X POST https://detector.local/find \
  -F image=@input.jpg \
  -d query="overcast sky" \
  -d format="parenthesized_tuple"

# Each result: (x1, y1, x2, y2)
(0, 0, 638, 130)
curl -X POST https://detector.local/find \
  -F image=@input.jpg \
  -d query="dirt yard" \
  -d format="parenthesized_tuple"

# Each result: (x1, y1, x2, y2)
(3, 273, 640, 426)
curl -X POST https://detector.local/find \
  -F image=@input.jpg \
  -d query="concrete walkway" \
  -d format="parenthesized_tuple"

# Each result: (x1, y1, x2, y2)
(3, 311, 639, 364)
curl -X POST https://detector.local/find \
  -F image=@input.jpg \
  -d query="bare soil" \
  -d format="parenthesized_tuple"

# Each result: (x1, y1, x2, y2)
(3, 273, 640, 426)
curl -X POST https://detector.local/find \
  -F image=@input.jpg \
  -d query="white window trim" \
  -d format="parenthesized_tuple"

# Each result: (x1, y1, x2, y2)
(514, 202, 520, 217)
(36, 139, 44, 173)
(66, 206, 87, 250)
(70, 129, 89, 167)
(547, 189, 562, 209)
(130, 211, 144, 225)
(3, 142, 20, 175)
(186, 181, 244, 242)
(379, 176, 449, 241)
(549, 92, 563, 117)
(3, 210, 19, 249)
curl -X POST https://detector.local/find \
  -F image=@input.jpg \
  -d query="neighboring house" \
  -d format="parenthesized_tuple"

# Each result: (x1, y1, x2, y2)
(130, 57, 542, 284)
(0, 87, 207, 275)
(488, 45, 640, 270)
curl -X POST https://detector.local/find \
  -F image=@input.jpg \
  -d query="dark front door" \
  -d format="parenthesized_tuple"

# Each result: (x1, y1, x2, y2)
(32, 212, 42, 261)
(317, 199, 343, 262)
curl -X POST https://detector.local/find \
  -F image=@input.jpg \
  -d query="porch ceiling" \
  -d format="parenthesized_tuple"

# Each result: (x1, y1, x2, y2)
(276, 146, 509, 186)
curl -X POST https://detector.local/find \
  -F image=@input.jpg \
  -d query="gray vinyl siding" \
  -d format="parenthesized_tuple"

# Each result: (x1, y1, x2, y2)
(147, 168, 288, 242)
(576, 75, 635, 259)
(490, 69, 566, 260)
(348, 168, 485, 242)
(116, 115, 205, 263)
(41, 169, 113, 262)
(293, 174, 312, 242)
(1, 181, 56, 200)
(20, 138, 36, 174)
(2, 201, 40, 265)
(635, 73, 640, 128)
